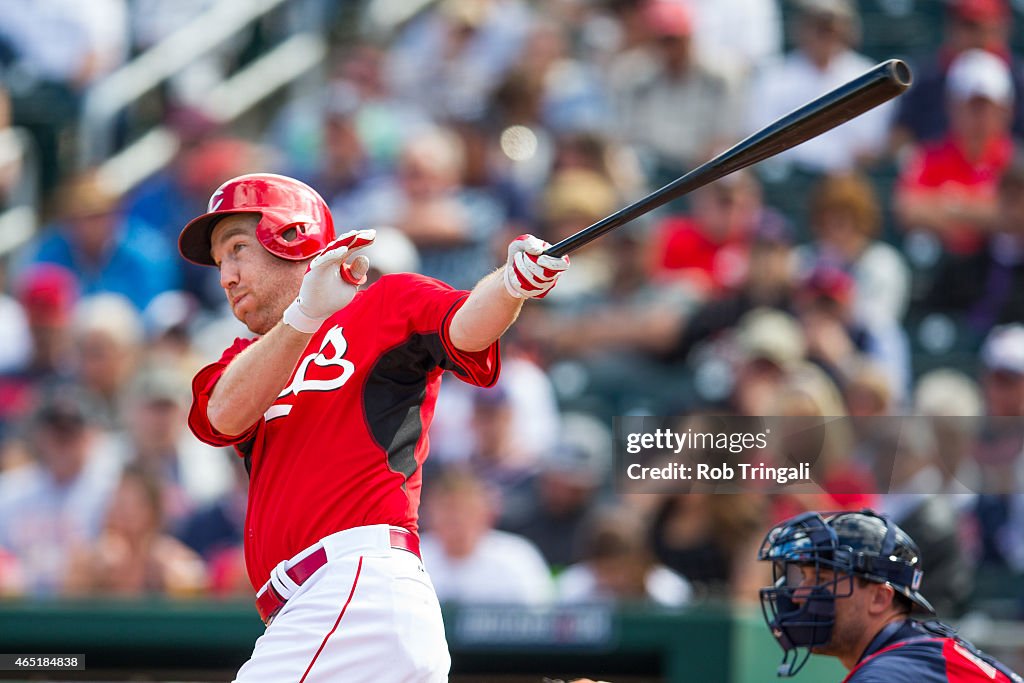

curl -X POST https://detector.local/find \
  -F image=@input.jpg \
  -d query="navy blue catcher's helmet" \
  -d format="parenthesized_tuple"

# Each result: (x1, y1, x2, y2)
(758, 509, 935, 677)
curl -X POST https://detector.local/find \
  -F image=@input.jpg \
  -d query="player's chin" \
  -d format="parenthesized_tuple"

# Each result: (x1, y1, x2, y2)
(238, 308, 273, 336)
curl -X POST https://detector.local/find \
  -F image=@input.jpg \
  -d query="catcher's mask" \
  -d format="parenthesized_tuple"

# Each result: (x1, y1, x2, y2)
(757, 509, 934, 677)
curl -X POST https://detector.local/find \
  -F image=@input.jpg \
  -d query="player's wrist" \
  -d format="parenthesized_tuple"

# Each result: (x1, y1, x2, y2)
(282, 298, 326, 334)
(503, 265, 530, 299)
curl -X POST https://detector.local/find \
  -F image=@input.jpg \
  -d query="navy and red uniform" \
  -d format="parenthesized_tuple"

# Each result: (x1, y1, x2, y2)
(186, 272, 499, 588)
(845, 619, 1022, 683)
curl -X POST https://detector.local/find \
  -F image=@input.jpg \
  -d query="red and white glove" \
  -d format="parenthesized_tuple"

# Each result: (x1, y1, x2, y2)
(503, 234, 570, 299)
(282, 229, 376, 333)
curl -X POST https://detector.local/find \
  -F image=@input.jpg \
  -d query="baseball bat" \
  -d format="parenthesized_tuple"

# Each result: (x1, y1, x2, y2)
(544, 59, 912, 258)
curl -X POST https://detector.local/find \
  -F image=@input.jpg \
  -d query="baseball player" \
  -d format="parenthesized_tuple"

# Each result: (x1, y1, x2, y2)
(177, 173, 569, 682)
(759, 509, 1022, 681)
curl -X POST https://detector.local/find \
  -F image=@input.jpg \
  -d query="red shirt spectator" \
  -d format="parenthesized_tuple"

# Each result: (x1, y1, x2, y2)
(897, 134, 1013, 254)
(651, 171, 769, 296)
(895, 48, 1017, 255)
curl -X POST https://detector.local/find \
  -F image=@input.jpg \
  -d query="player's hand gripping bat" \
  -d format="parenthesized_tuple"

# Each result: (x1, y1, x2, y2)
(543, 59, 912, 258)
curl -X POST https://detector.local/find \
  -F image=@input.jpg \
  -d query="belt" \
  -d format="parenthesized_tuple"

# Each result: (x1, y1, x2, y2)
(255, 528, 420, 626)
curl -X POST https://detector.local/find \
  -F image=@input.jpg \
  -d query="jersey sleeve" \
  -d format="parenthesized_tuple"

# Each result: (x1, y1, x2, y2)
(378, 273, 500, 388)
(187, 337, 263, 447)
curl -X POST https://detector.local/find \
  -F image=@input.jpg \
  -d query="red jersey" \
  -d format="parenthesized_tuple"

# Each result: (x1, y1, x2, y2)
(651, 216, 748, 294)
(187, 273, 500, 588)
(896, 135, 1014, 255)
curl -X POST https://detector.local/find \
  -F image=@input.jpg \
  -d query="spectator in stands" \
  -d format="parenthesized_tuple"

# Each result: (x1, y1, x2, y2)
(686, 0, 782, 82)
(500, 413, 611, 570)
(650, 170, 773, 298)
(728, 308, 806, 416)
(124, 130, 266, 309)
(463, 383, 538, 503)
(968, 326, 1024, 573)
(794, 263, 910, 402)
(511, 19, 611, 135)
(304, 84, 388, 231)
(18, 171, 179, 310)
(607, 0, 744, 176)
(429, 348, 560, 472)
(913, 369, 984, 500)
(0, 384, 121, 596)
(358, 126, 506, 290)
(664, 215, 797, 366)
(63, 465, 206, 596)
(0, 0, 128, 192)
(802, 173, 911, 325)
(385, 0, 532, 122)
(843, 360, 897, 419)
(0, 264, 78, 432)
(648, 492, 766, 603)
(550, 131, 647, 210)
(117, 366, 233, 528)
(919, 150, 1024, 337)
(420, 468, 554, 605)
(746, 0, 891, 174)
(891, 0, 1024, 150)
(556, 505, 691, 607)
(518, 167, 620, 307)
(519, 205, 695, 364)
(894, 48, 1016, 258)
(71, 294, 143, 430)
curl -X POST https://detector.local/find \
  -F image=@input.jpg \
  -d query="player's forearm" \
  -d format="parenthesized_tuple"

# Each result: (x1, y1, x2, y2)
(448, 269, 525, 352)
(206, 322, 312, 436)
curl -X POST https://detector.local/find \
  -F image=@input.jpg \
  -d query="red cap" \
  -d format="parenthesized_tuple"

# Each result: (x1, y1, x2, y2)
(16, 264, 79, 326)
(950, 0, 1008, 23)
(801, 265, 855, 304)
(643, 0, 693, 37)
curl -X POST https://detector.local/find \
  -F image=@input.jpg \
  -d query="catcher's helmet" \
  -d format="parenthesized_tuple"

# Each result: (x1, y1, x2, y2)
(178, 173, 335, 266)
(758, 509, 934, 677)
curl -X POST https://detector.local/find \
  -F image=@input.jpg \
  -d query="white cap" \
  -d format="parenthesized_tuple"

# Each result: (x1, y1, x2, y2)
(981, 324, 1024, 374)
(947, 48, 1013, 105)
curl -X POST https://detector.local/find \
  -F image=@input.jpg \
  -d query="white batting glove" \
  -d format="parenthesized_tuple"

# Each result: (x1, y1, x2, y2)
(282, 229, 376, 333)
(503, 234, 570, 299)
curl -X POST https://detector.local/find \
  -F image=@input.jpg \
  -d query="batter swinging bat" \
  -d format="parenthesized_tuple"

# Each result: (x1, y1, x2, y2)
(543, 59, 913, 258)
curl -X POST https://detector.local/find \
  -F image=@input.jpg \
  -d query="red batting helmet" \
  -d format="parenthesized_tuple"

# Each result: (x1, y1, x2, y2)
(178, 173, 335, 266)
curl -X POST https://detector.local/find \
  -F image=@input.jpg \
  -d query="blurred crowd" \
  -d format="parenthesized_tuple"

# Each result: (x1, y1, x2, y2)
(0, 0, 1023, 623)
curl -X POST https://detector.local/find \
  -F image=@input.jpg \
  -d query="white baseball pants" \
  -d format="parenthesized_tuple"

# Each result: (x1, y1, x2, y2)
(234, 525, 451, 683)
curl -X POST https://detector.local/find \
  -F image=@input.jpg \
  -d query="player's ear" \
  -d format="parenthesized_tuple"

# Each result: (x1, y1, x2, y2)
(866, 581, 897, 616)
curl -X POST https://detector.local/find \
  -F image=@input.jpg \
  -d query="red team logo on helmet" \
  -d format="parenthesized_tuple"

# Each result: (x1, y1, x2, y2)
(178, 173, 336, 265)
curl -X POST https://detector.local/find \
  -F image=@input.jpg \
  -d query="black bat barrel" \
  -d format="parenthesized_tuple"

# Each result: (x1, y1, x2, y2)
(544, 59, 912, 258)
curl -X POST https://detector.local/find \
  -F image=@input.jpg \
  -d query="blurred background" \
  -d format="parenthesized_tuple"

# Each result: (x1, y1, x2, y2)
(0, 0, 1024, 680)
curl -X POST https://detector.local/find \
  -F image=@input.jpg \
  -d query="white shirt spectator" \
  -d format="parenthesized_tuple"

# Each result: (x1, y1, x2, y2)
(0, 0, 127, 86)
(422, 529, 554, 605)
(0, 442, 120, 595)
(797, 241, 911, 325)
(688, 0, 783, 79)
(430, 355, 561, 467)
(608, 47, 745, 170)
(747, 50, 893, 173)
